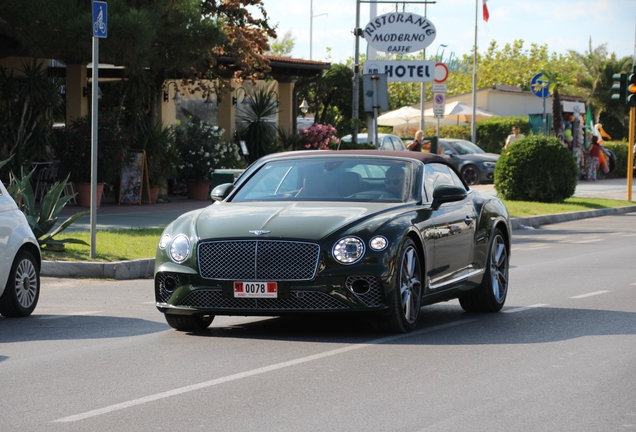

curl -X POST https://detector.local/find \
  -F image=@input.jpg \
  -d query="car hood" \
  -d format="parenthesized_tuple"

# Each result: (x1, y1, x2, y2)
(194, 201, 396, 241)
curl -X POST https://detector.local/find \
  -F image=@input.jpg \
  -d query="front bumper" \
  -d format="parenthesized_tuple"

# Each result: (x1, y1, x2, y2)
(155, 271, 388, 316)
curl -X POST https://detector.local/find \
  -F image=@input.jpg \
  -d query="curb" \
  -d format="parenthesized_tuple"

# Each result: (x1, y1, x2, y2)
(42, 258, 154, 280)
(510, 205, 636, 230)
(41, 205, 636, 280)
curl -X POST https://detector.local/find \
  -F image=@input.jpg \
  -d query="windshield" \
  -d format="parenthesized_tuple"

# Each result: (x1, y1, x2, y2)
(231, 157, 418, 203)
(441, 140, 485, 155)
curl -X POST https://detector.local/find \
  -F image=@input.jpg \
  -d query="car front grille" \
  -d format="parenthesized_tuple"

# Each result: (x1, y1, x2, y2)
(197, 240, 320, 281)
(177, 289, 348, 310)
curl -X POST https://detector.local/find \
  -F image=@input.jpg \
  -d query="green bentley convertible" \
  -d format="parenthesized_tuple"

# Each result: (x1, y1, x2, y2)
(154, 150, 511, 333)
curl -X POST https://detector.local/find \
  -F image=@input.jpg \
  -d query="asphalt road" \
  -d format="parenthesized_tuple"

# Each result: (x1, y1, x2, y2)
(2, 213, 636, 431)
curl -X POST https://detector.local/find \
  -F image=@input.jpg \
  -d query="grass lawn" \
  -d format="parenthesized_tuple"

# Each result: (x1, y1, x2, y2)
(41, 197, 635, 263)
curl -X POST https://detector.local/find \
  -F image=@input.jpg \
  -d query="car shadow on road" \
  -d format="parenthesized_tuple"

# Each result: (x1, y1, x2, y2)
(181, 304, 636, 345)
(0, 315, 166, 345)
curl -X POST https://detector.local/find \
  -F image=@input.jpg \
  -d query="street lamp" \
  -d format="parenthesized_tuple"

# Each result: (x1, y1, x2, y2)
(163, 82, 182, 106)
(232, 87, 249, 106)
(203, 85, 215, 108)
(299, 99, 310, 114)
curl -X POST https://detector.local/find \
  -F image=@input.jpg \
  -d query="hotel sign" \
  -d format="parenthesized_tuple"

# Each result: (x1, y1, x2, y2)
(363, 60, 435, 82)
(363, 12, 436, 53)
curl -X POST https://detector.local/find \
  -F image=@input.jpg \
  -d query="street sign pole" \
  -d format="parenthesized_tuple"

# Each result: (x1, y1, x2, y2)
(91, 1, 107, 259)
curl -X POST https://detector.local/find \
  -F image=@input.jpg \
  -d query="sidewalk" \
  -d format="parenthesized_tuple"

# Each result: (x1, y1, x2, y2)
(42, 178, 636, 280)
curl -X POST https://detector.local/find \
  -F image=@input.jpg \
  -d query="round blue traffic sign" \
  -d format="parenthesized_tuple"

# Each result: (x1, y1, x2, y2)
(530, 73, 549, 98)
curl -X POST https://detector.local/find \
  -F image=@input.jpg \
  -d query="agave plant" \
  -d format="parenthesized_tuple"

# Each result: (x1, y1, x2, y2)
(3, 158, 89, 250)
(238, 88, 280, 161)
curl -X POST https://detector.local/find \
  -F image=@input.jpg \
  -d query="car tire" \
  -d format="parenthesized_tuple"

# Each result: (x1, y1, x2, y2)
(461, 165, 480, 185)
(165, 314, 215, 331)
(373, 238, 422, 333)
(0, 250, 40, 317)
(459, 228, 508, 312)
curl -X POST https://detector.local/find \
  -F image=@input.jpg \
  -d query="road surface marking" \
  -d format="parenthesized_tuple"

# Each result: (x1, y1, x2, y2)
(54, 319, 476, 423)
(570, 290, 609, 299)
(572, 239, 602, 244)
(503, 304, 548, 314)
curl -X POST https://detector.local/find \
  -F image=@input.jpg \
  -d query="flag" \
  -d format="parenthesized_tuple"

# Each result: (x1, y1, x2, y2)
(483, 0, 490, 22)
(584, 104, 593, 150)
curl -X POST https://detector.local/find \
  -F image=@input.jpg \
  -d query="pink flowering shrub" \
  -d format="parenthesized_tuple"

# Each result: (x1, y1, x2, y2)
(298, 123, 340, 150)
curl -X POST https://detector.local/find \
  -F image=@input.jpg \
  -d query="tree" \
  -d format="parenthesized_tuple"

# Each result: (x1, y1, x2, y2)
(267, 30, 295, 57)
(540, 69, 577, 137)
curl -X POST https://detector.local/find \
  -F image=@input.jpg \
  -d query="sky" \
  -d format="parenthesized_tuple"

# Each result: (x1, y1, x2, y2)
(260, 0, 636, 64)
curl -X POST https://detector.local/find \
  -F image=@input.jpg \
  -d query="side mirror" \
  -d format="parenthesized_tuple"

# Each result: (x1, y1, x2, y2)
(210, 183, 234, 201)
(431, 184, 467, 210)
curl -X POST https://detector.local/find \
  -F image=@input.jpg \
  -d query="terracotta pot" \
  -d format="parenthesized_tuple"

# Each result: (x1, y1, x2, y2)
(75, 182, 104, 207)
(186, 180, 211, 201)
(150, 185, 160, 204)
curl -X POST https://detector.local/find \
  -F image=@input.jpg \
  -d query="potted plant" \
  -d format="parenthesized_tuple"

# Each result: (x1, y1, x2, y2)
(52, 113, 132, 207)
(135, 118, 178, 203)
(174, 116, 242, 200)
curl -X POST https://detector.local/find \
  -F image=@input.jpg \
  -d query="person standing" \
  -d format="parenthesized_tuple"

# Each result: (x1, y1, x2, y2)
(586, 136, 602, 181)
(408, 130, 425, 151)
(504, 126, 524, 149)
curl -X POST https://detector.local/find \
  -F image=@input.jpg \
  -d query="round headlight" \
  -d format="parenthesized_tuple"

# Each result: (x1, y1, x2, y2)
(333, 237, 365, 264)
(170, 234, 190, 263)
(158, 233, 171, 250)
(369, 236, 388, 251)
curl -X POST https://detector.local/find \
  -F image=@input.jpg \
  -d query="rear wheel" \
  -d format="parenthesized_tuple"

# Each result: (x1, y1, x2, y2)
(459, 228, 508, 312)
(0, 251, 40, 317)
(373, 238, 422, 333)
(165, 314, 215, 331)
(461, 165, 479, 185)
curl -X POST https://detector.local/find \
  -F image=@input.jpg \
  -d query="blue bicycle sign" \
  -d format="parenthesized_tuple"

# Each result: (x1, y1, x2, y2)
(92, 1, 108, 38)
(530, 73, 549, 98)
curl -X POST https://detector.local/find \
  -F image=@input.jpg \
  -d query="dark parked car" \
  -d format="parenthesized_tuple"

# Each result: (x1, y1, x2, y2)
(154, 150, 511, 333)
(437, 138, 499, 185)
(339, 133, 407, 151)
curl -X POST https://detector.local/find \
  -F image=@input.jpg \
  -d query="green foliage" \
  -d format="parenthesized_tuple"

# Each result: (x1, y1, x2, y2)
(238, 88, 280, 161)
(52, 112, 133, 184)
(494, 135, 578, 203)
(133, 115, 178, 186)
(472, 117, 530, 153)
(2, 158, 88, 249)
(0, 60, 62, 168)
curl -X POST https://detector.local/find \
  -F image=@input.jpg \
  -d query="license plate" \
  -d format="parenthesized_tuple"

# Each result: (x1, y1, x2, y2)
(234, 281, 278, 298)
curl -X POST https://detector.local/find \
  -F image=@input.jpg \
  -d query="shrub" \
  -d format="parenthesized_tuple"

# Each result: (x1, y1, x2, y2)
(52, 112, 133, 184)
(298, 123, 340, 150)
(174, 117, 243, 181)
(494, 135, 578, 203)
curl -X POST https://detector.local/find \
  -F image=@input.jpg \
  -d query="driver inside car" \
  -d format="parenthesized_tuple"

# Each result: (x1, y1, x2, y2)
(384, 165, 406, 199)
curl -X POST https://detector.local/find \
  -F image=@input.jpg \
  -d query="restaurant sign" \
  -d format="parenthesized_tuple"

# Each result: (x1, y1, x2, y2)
(363, 12, 436, 54)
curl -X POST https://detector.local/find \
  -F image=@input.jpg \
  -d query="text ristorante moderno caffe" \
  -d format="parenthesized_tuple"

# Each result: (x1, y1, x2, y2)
(364, 13, 436, 42)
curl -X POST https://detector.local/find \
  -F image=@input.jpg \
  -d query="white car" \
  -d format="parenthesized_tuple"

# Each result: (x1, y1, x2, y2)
(0, 181, 41, 317)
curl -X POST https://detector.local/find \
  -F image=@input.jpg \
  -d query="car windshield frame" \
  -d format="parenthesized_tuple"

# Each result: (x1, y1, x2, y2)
(230, 156, 421, 203)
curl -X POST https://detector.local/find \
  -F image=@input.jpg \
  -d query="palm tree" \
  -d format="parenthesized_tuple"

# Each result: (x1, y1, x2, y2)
(540, 69, 577, 137)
